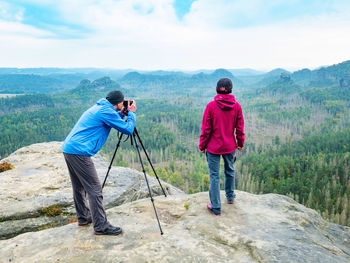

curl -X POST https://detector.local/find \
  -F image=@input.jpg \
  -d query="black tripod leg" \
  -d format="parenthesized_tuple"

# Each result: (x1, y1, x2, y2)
(132, 132, 164, 235)
(102, 133, 123, 189)
(134, 128, 167, 197)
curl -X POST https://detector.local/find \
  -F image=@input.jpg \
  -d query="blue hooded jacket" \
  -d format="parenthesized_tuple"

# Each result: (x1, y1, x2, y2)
(62, 98, 136, 156)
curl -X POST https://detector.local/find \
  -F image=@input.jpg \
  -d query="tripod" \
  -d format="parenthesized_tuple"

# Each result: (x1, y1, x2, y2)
(102, 127, 167, 235)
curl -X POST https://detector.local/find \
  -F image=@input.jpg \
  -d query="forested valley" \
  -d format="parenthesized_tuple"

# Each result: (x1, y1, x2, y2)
(1, 60, 350, 227)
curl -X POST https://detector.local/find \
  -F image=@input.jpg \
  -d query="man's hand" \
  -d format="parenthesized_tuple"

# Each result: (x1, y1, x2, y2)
(199, 148, 206, 154)
(128, 100, 136, 112)
(237, 146, 244, 151)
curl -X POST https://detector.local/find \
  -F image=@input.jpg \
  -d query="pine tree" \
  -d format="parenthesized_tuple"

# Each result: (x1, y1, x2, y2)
(334, 213, 340, 225)
(340, 209, 347, 225)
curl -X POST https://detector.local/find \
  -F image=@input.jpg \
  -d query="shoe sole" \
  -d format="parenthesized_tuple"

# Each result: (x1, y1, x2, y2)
(227, 197, 236, 204)
(207, 204, 221, 216)
(93, 229, 123, 236)
(78, 218, 93, 226)
(78, 222, 92, 226)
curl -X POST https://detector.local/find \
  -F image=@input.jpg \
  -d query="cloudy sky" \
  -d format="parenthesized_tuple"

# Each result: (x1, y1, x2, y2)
(1, 0, 350, 70)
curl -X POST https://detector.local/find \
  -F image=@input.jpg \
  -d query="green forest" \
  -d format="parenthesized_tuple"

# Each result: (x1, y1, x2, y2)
(0, 60, 349, 227)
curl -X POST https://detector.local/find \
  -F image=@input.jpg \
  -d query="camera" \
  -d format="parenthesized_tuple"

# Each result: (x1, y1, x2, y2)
(123, 100, 133, 108)
(122, 100, 133, 115)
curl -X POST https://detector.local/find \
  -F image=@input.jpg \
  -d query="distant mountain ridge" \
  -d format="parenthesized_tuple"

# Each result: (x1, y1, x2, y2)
(191, 68, 241, 83)
(257, 73, 301, 95)
(70, 77, 122, 95)
(119, 68, 244, 97)
(121, 68, 239, 82)
(237, 60, 350, 89)
(0, 74, 84, 94)
(0, 59, 349, 94)
(291, 60, 350, 87)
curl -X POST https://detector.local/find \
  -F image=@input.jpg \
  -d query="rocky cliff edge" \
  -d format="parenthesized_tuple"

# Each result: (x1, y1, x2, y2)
(0, 142, 350, 263)
(0, 142, 183, 240)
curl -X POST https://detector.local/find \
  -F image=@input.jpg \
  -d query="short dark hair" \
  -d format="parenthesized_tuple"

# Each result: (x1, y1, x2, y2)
(216, 78, 232, 94)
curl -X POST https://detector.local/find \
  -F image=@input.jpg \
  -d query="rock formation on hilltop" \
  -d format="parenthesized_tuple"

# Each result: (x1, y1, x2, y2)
(0, 142, 183, 239)
(1, 191, 350, 262)
(1, 142, 350, 262)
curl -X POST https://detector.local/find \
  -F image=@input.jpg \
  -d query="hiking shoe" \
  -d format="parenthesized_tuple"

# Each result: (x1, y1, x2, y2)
(227, 196, 236, 204)
(207, 203, 221, 216)
(78, 218, 92, 226)
(94, 225, 122, 236)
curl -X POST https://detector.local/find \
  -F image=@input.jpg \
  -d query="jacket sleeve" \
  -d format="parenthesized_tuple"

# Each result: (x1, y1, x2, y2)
(199, 105, 212, 151)
(100, 108, 136, 135)
(235, 105, 245, 147)
(117, 111, 125, 119)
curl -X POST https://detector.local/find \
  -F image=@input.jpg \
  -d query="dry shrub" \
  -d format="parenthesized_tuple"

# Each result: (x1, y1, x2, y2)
(66, 216, 78, 224)
(0, 161, 14, 173)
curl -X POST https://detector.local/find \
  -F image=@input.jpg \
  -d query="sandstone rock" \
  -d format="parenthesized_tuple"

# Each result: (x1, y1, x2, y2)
(1, 191, 349, 263)
(0, 142, 184, 239)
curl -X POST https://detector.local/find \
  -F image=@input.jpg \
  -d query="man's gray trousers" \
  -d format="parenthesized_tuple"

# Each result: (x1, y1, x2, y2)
(63, 153, 110, 232)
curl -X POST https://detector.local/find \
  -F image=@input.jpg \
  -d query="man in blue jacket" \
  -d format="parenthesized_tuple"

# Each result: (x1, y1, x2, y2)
(62, 90, 136, 236)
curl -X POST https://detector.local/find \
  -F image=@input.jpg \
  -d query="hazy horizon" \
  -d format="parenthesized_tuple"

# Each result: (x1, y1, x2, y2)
(0, 59, 345, 74)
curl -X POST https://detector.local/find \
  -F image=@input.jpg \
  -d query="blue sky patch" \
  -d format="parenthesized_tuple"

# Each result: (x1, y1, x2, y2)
(222, 0, 338, 28)
(2, 1, 90, 39)
(173, 0, 197, 20)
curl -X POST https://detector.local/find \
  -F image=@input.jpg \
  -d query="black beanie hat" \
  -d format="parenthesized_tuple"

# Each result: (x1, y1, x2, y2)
(106, 90, 124, 105)
(216, 78, 233, 94)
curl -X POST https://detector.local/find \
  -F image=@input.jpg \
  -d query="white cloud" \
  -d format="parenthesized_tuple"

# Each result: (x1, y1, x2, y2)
(0, 19, 53, 37)
(0, 0, 350, 70)
(0, 2, 24, 22)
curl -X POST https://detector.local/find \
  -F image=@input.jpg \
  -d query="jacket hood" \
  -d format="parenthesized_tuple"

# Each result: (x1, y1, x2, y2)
(214, 94, 236, 110)
(97, 98, 114, 108)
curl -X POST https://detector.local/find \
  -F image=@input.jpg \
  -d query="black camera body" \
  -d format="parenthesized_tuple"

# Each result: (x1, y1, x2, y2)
(123, 100, 133, 108)
(122, 100, 133, 115)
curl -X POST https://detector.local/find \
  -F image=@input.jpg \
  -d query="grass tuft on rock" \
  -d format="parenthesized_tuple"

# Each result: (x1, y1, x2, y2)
(37, 222, 56, 231)
(41, 204, 63, 217)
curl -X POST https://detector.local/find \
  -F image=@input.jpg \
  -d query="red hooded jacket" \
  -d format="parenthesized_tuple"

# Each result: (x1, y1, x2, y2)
(199, 94, 245, 154)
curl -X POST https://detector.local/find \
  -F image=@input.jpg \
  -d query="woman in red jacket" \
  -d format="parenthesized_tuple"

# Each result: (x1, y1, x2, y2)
(199, 78, 245, 215)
